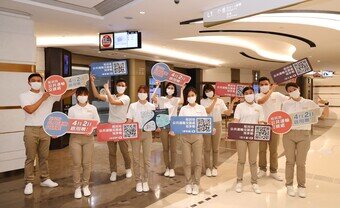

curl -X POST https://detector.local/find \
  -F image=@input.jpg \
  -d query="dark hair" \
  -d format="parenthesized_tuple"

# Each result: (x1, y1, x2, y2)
(258, 76, 270, 84)
(137, 85, 149, 93)
(242, 86, 254, 94)
(116, 78, 127, 86)
(285, 82, 299, 91)
(28, 73, 43, 81)
(76, 87, 89, 96)
(165, 82, 177, 96)
(183, 87, 197, 105)
(202, 84, 215, 99)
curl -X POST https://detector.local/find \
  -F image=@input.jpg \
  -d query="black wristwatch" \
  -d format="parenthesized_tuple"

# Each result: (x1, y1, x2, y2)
(325, 102, 329, 106)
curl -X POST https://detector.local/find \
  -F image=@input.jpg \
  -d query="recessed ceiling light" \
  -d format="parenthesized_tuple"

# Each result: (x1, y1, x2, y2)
(317, 60, 321, 63)
(124, 16, 133, 20)
(139, 11, 146, 15)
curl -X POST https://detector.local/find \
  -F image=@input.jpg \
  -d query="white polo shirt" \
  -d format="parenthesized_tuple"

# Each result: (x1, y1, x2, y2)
(105, 94, 130, 123)
(68, 103, 100, 121)
(157, 96, 180, 117)
(20, 91, 61, 126)
(200, 98, 228, 122)
(234, 102, 265, 124)
(126, 101, 156, 129)
(179, 104, 207, 117)
(255, 92, 288, 121)
(282, 98, 321, 130)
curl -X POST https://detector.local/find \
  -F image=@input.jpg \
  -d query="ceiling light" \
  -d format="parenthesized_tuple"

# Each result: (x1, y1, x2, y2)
(139, 11, 146, 15)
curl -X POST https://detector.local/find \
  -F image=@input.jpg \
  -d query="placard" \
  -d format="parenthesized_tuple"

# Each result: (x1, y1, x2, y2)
(43, 112, 99, 137)
(215, 82, 249, 97)
(44, 74, 89, 96)
(141, 109, 170, 131)
(267, 111, 292, 134)
(97, 122, 139, 142)
(170, 116, 213, 134)
(289, 108, 320, 127)
(271, 58, 313, 84)
(90, 60, 128, 77)
(151, 63, 191, 86)
(227, 123, 272, 141)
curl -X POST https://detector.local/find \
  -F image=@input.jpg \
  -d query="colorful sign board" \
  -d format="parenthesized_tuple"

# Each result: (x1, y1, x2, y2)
(43, 112, 99, 137)
(271, 58, 313, 84)
(97, 122, 140, 142)
(44, 74, 89, 96)
(170, 116, 213, 134)
(141, 109, 170, 131)
(227, 123, 272, 141)
(267, 111, 292, 134)
(99, 33, 114, 50)
(289, 108, 320, 127)
(90, 60, 128, 77)
(151, 63, 191, 86)
(215, 82, 249, 97)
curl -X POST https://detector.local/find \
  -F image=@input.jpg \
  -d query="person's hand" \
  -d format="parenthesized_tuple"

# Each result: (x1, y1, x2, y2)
(42, 92, 50, 101)
(212, 128, 216, 135)
(318, 96, 329, 105)
(155, 81, 160, 87)
(169, 131, 176, 136)
(90, 74, 95, 83)
(270, 84, 278, 91)
(103, 81, 110, 91)
(155, 127, 161, 133)
(232, 97, 240, 104)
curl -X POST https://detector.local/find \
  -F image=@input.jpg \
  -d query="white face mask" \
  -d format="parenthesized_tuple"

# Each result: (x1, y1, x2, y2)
(77, 95, 88, 104)
(166, 88, 174, 96)
(138, 93, 148, 101)
(260, 85, 270, 93)
(187, 96, 196, 104)
(205, 91, 214, 98)
(244, 94, 255, 103)
(289, 89, 300, 99)
(116, 86, 126, 94)
(30, 82, 42, 90)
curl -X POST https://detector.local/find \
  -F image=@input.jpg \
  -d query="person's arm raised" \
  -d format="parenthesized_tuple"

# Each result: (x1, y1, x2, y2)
(90, 74, 106, 101)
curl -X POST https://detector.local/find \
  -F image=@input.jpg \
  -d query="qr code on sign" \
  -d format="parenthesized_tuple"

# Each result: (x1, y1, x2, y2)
(123, 124, 138, 138)
(113, 62, 127, 75)
(254, 126, 271, 141)
(293, 59, 312, 76)
(196, 118, 212, 133)
(236, 85, 246, 97)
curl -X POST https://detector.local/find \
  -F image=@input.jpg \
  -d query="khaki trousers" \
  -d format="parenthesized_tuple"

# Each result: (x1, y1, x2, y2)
(70, 134, 94, 188)
(283, 130, 311, 188)
(107, 140, 131, 172)
(160, 129, 177, 169)
(131, 132, 152, 183)
(23, 126, 51, 183)
(236, 140, 259, 184)
(259, 132, 280, 173)
(181, 134, 203, 185)
(203, 122, 222, 169)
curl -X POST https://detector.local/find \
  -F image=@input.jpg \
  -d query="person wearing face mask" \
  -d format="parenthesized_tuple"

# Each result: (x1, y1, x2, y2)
(151, 82, 184, 178)
(67, 87, 100, 199)
(255, 77, 288, 181)
(126, 85, 156, 193)
(19, 73, 75, 195)
(233, 87, 265, 194)
(90, 76, 132, 182)
(200, 84, 238, 177)
(282, 82, 321, 198)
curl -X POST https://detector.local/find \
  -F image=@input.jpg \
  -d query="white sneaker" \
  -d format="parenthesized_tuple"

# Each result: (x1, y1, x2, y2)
(82, 186, 91, 197)
(235, 182, 243, 193)
(298, 187, 306, 198)
(126, 169, 132, 178)
(211, 168, 218, 177)
(252, 184, 261, 194)
(169, 169, 175, 178)
(40, 179, 58, 188)
(164, 168, 170, 177)
(185, 185, 192, 194)
(270, 173, 283, 181)
(24, 183, 33, 195)
(206, 168, 212, 177)
(74, 187, 82, 199)
(257, 170, 266, 179)
(192, 184, 199, 195)
(142, 182, 150, 192)
(136, 182, 143, 193)
(287, 186, 296, 197)
(110, 172, 117, 182)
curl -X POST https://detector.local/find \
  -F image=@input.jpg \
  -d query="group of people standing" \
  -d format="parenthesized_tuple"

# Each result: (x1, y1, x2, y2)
(19, 72, 324, 199)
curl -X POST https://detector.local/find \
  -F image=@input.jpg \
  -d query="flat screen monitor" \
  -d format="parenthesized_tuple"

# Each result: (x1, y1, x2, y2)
(113, 31, 142, 50)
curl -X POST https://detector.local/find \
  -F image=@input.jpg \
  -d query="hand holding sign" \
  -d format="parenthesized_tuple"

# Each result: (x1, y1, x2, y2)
(151, 63, 191, 86)
(44, 74, 89, 96)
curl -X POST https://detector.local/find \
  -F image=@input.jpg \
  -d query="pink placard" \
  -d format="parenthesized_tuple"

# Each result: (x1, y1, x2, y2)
(267, 111, 292, 134)
(44, 75, 67, 96)
(68, 119, 99, 135)
(97, 122, 140, 142)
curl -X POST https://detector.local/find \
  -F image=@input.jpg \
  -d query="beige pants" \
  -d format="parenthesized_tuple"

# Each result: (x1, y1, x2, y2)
(283, 130, 311, 188)
(160, 129, 177, 169)
(203, 122, 222, 170)
(236, 140, 259, 184)
(131, 131, 152, 183)
(107, 140, 131, 172)
(70, 134, 94, 188)
(23, 126, 51, 183)
(181, 134, 203, 185)
(259, 132, 280, 173)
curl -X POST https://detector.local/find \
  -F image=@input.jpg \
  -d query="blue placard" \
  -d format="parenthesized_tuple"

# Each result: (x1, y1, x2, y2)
(43, 112, 69, 137)
(90, 60, 128, 77)
(170, 116, 213, 134)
